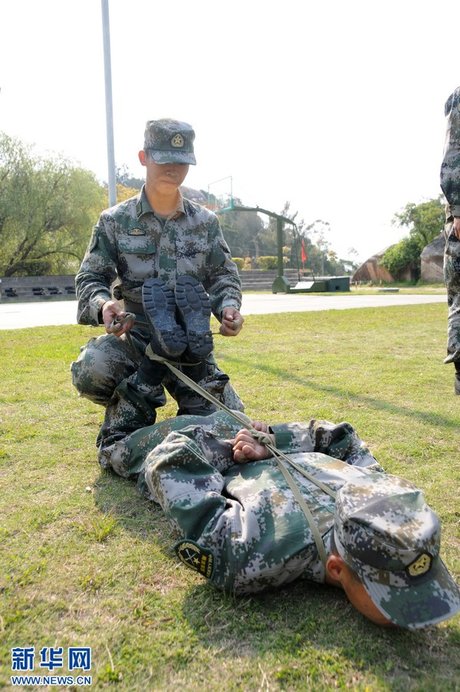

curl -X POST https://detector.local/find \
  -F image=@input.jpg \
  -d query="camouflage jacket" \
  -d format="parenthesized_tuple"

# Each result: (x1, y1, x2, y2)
(75, 187, 242, 326)
(441, 86, 460, 219)
(102, 409, 382, 595)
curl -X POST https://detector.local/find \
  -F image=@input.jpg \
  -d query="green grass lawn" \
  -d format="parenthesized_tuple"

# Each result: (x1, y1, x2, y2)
(1, 302, 459, 690)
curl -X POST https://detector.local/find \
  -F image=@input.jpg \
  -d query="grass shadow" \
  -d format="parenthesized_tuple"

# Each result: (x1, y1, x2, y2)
(226, 354, 459, 430)
(180, 579, 460, 689)
(92, 468, 179, 553)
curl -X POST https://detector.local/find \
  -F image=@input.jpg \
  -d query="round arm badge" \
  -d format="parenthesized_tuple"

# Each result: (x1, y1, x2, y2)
(174, 539, 215, 579)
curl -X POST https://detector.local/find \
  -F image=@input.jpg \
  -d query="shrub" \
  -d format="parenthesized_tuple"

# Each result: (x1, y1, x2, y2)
(257, 256, 278, 270)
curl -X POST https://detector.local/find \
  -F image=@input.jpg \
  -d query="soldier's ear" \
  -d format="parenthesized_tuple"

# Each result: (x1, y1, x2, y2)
(139, 150, 147, 166)
(325, 554, 347, 585)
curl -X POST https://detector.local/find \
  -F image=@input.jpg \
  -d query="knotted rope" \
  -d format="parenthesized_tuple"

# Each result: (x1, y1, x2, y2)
(145, 345, 336, 566)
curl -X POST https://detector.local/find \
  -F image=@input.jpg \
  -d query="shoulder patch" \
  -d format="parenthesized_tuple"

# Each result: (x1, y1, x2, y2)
(174, 539, 215, 578)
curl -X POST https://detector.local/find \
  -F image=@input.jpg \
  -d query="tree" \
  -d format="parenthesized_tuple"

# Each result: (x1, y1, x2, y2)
(116, 165, 143, 190)
(306, 219, 331, 275)
(393, 197, 445, 246)
(217, 198, 267, 258)
(115, 182, 141, 203)
(265, 205, 351, 275)
(381, 197, 445, 280)
(380, 236, 421, 277)
(0, 132, 106, 276)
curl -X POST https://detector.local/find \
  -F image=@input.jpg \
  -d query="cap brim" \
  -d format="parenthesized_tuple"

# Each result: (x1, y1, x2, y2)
(149, 150, 196, 165)
(362, 556, 460, 629)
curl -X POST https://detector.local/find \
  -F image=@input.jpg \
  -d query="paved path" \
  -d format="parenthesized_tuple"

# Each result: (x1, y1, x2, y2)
(0, 293, 446, 330)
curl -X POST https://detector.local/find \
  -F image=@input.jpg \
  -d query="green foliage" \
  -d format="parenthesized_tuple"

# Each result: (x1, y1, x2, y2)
(381, 197, 445, 279)
(218, 200, 268, 257)
(256, 255, 278, 270)
(394, 197, 445, 245)
(380, 235, 421, 278)
(232, 257, 245, 270)
(116, 164, 143, 190)
(218, 199, 343, 267)
(115, 182, 140, 203)
(281, 211, 352, 275)
(0, 132, 106, 276)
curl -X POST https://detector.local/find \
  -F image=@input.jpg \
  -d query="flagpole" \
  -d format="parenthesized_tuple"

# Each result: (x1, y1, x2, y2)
(101, 0, 116, 207)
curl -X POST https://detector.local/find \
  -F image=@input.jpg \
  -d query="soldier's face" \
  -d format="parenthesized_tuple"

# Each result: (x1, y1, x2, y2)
(326, 554, 394, 627)
(139, 150, 189, 192)
(339, 564, 395, 627)
(344, 580, 395, 627)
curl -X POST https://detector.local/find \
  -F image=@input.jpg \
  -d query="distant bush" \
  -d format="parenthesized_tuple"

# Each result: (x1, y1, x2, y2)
(233, 257, 245, 270)
(257, 256, 278, 270)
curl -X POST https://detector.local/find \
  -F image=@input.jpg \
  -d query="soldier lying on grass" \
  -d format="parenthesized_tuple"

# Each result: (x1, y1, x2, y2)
(97, 386, 460, 630)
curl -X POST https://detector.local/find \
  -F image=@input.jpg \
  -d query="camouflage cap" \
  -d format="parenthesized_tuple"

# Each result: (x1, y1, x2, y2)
(144, 119, 196, 165)
(333, 474, 460, 629)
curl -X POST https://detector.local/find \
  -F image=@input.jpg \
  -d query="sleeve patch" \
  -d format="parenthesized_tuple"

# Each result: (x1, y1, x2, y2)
(174, 539, 215, 578)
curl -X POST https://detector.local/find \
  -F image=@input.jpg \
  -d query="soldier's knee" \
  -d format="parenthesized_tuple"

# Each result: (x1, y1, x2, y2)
(221, 382, 245, 412)
(71, 335, 137, 406)
(204, 364, 245, 412)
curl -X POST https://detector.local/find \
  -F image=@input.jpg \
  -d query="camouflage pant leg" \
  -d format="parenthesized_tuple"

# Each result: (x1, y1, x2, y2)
(443, 223, 460, 363)
(97, 369, 167, 476)
(71, 333, 244, 412)
(70, 332, 148, 406)
(219, 377, 245, 412)
(165, 354, 245, 415)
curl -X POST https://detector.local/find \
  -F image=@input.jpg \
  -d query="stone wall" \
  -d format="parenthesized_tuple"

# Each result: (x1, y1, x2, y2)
(0, 275, 76, 301)
(0, 270, 306, 301)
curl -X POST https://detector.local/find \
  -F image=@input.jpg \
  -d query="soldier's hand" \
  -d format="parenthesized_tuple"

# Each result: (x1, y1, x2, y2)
(251, 420, 270, 433)
(102, 300, 135, 336)
(220, 307, 244, 337)
(231, 427, 272, 463)
(453, 217, 460, 240)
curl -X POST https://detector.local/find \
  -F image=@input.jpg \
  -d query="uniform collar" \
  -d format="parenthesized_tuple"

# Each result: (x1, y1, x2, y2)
(136, 185, 185, 221)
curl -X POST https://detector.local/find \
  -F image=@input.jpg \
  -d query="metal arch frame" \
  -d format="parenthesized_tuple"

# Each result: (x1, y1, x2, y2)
(217, 203, 300, 293)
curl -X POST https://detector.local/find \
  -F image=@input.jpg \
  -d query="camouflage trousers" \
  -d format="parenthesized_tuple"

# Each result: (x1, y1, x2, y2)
(443, 223, 460, 364)
(70, 326, 244, 414)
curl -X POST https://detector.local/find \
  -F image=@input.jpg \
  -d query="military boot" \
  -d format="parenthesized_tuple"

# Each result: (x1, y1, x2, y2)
(175, 275, 213, 359)
(142, 278, 187, 358)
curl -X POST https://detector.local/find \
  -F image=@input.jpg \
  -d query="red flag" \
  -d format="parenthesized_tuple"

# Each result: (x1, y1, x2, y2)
(301, 238, 307, 264)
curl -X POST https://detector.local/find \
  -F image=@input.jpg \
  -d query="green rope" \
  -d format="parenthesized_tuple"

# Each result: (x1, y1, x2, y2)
(146, 347, 335, 566)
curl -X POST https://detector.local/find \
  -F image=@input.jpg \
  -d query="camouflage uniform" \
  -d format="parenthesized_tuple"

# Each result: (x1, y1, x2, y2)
(71, 186, 244, 412)
(440, 87, 460, 377)
(97, 371, 379, 587)
(142, 415, 383, 591)
(96, 382, 460, 628)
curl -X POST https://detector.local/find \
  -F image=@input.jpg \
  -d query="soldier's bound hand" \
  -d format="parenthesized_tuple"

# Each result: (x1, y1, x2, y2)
(231, 421, 273, 463)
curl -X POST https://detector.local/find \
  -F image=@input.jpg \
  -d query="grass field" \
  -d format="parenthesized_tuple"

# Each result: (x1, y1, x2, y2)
(1, 302, 459, 690)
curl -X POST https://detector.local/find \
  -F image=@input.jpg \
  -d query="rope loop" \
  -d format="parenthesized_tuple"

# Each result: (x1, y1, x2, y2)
(144, 346, 334, 565)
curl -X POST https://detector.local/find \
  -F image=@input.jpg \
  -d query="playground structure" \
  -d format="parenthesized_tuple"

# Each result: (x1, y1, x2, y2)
(208, 179, 349, 294)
